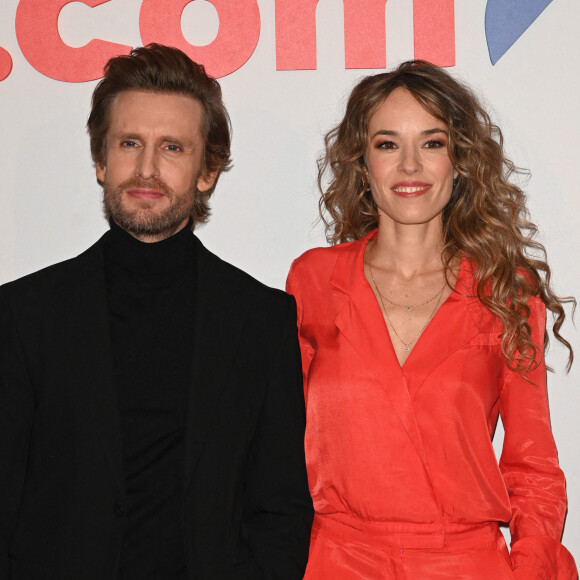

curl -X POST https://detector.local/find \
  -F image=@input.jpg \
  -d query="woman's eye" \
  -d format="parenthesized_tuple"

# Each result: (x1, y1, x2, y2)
(377, 140, 397, 150)
(424, 139, 445, 148)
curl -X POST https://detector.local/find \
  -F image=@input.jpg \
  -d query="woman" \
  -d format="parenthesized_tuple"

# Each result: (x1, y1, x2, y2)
(287, 61, 577, 579)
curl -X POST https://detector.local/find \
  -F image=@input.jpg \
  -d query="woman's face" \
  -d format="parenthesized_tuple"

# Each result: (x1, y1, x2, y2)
(364, 87, 457, 229)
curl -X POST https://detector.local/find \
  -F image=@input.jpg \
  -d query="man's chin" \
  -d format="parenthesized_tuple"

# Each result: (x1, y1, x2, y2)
(112, 210, 190, 242)
(104, 191, 193, 241)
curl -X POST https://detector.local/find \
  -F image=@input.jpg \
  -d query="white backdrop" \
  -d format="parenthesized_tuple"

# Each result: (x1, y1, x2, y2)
(1, 0, 579, 560)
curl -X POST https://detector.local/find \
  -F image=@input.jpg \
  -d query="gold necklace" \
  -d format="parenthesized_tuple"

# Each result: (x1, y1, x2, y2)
(370, 268, 445, 311)
(370, 266, 444, 352)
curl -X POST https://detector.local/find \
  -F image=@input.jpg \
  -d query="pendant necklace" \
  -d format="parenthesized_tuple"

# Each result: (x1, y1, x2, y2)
(370, 265, 445, 352)
(370, 270, 445, 311)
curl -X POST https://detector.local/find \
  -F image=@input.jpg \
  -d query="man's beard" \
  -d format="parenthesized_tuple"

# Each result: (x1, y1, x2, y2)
(103, 177, 196, 240)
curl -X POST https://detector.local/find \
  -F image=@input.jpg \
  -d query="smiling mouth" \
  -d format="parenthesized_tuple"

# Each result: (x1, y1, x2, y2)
(392, 184, 431, 197)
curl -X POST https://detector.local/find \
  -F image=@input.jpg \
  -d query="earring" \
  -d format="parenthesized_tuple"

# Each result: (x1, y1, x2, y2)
(361, 168, 370, 192)
(452, 176, 459, 194)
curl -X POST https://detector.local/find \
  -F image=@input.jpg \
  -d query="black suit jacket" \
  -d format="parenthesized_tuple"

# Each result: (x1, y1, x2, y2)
(0, 233, 313, 579)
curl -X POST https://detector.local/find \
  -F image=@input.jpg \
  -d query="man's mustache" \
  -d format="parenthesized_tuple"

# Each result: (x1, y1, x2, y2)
(117, 177, 172, 197)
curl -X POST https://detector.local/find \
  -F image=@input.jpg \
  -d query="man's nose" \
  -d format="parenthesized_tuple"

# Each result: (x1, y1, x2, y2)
(135, 147, 159, 179)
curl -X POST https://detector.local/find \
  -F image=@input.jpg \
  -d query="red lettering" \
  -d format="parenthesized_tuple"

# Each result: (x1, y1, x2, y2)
(139, 0, 260, 79)
(12, 0, 455, 82)
(344, 0, 388, 69)
(275, 0, 318, 70)
(277, 0, 455, 71)
(0, 47, 13, 82)
(15, 0, 132, 83)
(413, 0, 455, 66)
(276, 0, 390, 71)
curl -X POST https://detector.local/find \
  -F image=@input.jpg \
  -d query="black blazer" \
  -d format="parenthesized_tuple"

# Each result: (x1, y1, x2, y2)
(0, 233, 313, 579)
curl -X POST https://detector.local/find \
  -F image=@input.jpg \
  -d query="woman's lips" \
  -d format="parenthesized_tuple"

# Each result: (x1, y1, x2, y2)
(392, 182, 431, 198)
(126, 188, 164, 200)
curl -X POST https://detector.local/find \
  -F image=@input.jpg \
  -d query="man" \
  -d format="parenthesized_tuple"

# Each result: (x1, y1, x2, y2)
(0, 44, 312, 579)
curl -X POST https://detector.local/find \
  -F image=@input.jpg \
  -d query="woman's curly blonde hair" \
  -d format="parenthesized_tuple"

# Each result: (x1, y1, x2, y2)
(318, 60, 574, 373)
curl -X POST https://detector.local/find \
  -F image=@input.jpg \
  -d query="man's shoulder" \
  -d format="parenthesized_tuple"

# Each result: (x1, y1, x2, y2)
(0, 235, 105, 302)
(195, 237, 292, 309)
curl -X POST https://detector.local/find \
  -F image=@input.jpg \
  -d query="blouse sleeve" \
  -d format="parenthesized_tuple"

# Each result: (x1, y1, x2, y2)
(286, 260, 315, 400)
(498, 295, 577, 579)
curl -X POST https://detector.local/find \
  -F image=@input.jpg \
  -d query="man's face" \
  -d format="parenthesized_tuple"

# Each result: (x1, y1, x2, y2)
(96, 90, 216, 242)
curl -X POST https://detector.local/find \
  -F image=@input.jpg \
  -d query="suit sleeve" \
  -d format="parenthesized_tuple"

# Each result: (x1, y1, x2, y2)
(498, 296, 577, 579)
(0, 287, 35, 578)
(242, 295, 313, 579)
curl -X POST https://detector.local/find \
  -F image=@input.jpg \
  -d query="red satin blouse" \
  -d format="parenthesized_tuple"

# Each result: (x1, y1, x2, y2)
(287, 230, 576, 579)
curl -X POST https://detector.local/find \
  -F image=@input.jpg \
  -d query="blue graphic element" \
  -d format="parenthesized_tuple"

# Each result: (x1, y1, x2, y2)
(485, 0, 555, 64)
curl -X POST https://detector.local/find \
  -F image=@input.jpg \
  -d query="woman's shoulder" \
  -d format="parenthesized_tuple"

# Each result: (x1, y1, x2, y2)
(290, 238, 363, 277)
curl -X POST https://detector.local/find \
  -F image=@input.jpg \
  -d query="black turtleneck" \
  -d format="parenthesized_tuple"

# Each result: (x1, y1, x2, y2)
(104, 221, 196, 580)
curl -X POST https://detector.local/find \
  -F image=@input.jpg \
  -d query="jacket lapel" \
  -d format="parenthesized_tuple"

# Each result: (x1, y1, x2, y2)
(329, 233, 431, 468)
(62, 238, 124, 490)
(183, 238, 250, 488)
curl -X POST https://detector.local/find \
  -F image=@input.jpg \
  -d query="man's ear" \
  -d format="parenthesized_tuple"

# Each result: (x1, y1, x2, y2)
(96, 163, 106, 185)
(197, 170, 218, 193)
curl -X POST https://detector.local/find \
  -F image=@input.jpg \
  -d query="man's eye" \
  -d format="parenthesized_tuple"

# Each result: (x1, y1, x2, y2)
(166, 144, 182, 152)
(121, 140, 137, 148)
(425, 139, 445, 148)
